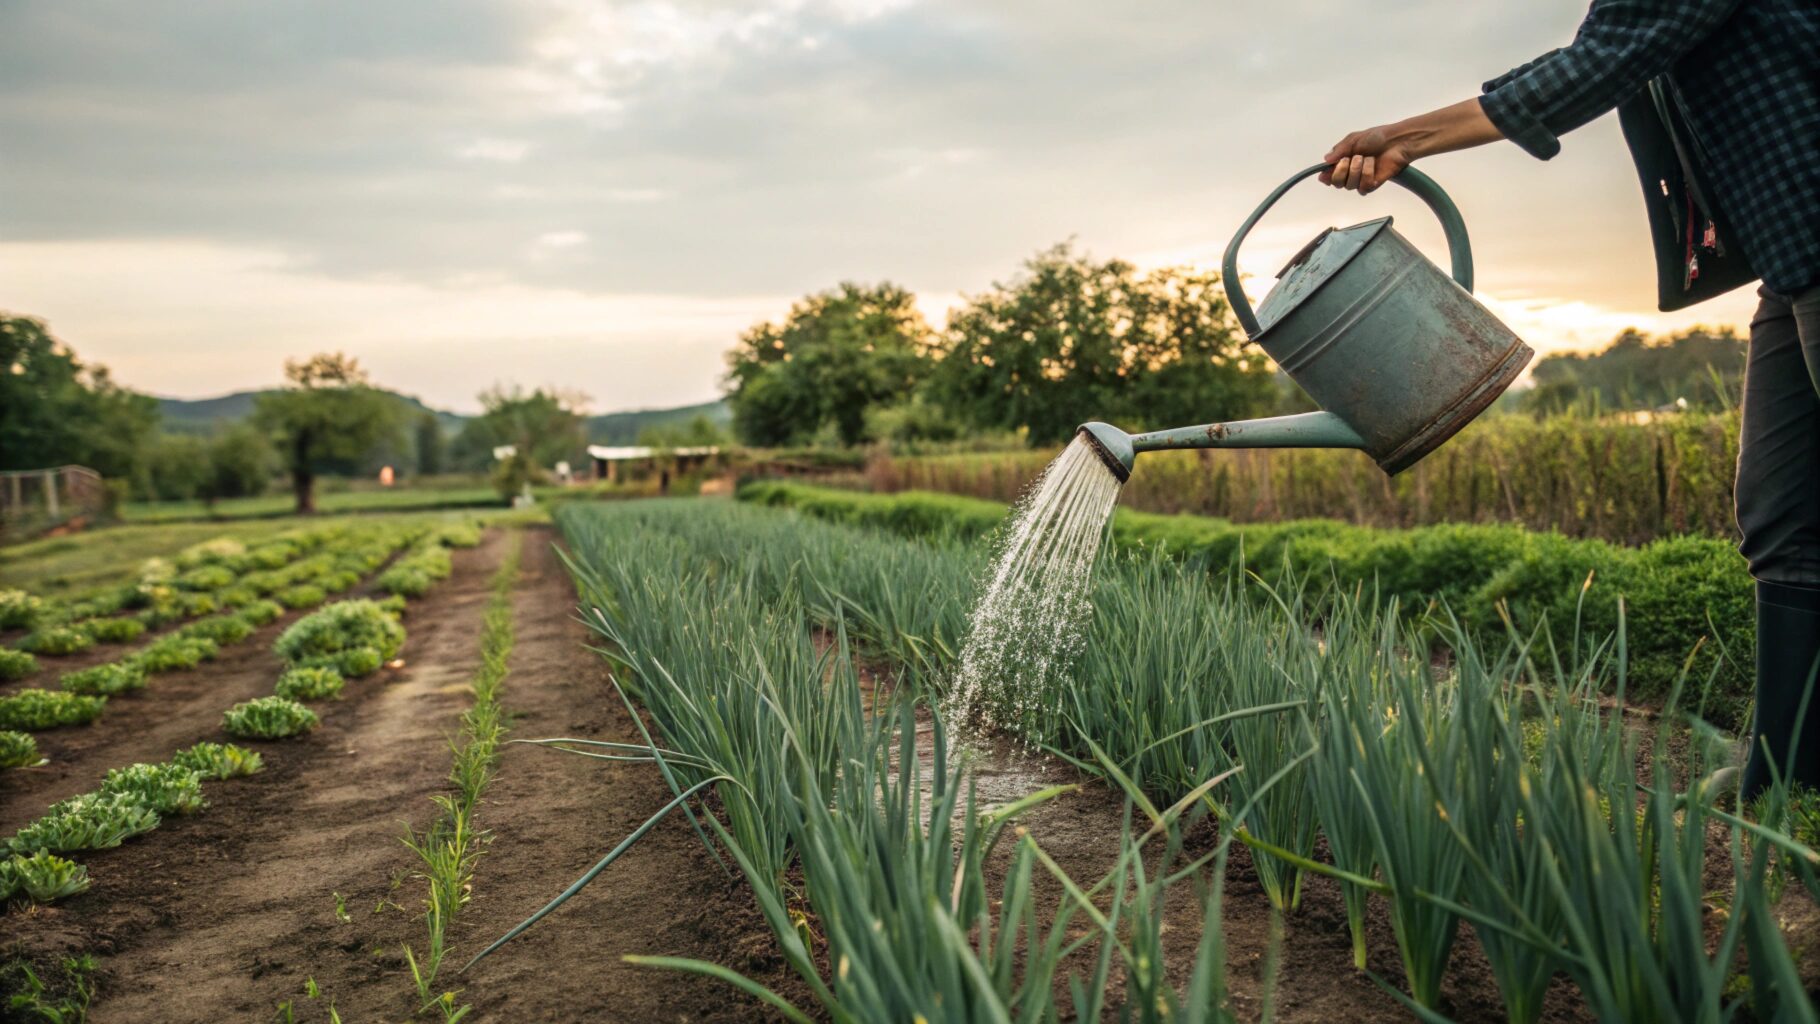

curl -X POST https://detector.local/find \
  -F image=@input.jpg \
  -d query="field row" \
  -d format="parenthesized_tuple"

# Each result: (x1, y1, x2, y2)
(543, 499, 1814, 1023)
(740, 481, 1754, 718)
(1, 522, 477, 923)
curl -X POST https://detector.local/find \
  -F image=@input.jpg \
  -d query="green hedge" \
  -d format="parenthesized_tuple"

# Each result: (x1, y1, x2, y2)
(737, 481, 1755, 716)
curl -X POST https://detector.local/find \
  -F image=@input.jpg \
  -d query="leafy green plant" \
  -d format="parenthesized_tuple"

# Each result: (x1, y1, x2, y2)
(223, 697, 319, 739)
(3, 852, 90, 904)
(0, 588, 44, 629)
(174, 564, 235, 591)
(237, 598, 285, 627)
(100, 762, 206, 815)
(0, 648, 37, 682)
(0, 689, 106, 731)
(275, 600, 404, 677)
(59, 662, 147, 697)
(0, 730, 41, 770)
(130, 634, 219, 673)
(16, 625, 95, 656)
(177, 591, 217, 617)
(172, 741, 264, 779)
(276, 584, 327, 610)
(8, 792, 160, 854)
(81, 616, 145, 644)
(179, 613, 254, 645)
(276, 666, 345, 702)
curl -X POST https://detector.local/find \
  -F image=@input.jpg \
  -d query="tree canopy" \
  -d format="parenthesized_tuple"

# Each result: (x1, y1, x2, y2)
(0, 314, 159, 481)
(456, 386, 588, 499)
(924, 244, 1275, 445)
(254, 353, 403, 512)
(725, 282, 934, 447)
(1523, 326, 1745, 414)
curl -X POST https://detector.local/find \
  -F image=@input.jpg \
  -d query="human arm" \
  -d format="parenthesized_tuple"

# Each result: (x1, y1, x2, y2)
(1323, 0, 1742, 192)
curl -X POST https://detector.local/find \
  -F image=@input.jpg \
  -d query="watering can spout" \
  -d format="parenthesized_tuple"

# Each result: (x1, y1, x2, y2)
(1077, 412, 1366, 482)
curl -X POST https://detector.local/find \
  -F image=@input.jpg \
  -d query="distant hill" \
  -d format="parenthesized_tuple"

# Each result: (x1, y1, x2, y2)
(587, 400, 730, 445)
(156, 389, 728, 445)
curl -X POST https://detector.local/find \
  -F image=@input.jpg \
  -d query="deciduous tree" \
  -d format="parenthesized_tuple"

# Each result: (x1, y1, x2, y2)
(254, 354, 402, 514)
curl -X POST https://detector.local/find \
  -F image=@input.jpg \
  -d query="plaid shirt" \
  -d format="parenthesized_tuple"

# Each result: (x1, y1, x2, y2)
(1480, 0, 1820, 297)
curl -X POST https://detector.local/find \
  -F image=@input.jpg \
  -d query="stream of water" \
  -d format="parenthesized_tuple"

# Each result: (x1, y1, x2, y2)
(947, 435, 1124, 736)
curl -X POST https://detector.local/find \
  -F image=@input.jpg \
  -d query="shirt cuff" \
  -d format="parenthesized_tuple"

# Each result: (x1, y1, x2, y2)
(1480, 82, 1561, 161)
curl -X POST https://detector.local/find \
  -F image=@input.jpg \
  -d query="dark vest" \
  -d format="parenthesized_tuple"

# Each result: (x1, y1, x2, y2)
(1618, 78, 1757, 311)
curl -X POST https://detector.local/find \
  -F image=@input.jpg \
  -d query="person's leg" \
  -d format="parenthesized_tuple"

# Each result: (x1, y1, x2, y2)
(1738, 285, 1820, 800)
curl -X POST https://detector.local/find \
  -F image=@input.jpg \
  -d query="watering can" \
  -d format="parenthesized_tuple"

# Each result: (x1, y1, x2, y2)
(1079, 163, 1532, 482)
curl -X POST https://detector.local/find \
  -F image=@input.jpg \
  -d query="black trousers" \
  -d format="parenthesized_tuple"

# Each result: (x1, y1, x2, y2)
(1737, 284, 1820, 797)
(1738, 285, 1820, 585)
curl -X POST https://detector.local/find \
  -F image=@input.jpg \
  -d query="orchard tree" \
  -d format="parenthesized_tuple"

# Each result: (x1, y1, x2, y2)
(926, 243, 1274, 445)
(254, 353, 402, 513)
(725, 282, 933, 447)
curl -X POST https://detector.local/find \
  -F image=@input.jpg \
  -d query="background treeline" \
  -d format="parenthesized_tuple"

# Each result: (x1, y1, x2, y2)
(723, 239, 1748, 456)
(1, 313, 731, 510)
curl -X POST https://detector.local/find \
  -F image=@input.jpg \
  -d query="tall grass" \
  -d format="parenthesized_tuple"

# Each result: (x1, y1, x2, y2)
(863, 409, 1741, 545)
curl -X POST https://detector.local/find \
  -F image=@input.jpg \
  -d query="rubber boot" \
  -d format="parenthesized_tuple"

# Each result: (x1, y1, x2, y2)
(1740, 580, 1820, 802)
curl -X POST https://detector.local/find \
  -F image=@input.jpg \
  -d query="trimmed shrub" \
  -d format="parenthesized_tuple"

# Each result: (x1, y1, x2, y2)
(275, 666, 345, 701)
(100, 762, 206, 815)
(172, 741, 264, 779)
(0, 730, 40, 769)
(0, 689, 106, 731)
(0, 589, 44, 630)
(16, 625, 95, 656)
(83, 616, 147, 644)
(60, 662, 147, 697)
(0, 648, 36, 682)
(223, 696, 319, 739)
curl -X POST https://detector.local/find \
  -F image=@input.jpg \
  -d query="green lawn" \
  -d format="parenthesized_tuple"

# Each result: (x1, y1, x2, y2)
(121, 487, 506, 523)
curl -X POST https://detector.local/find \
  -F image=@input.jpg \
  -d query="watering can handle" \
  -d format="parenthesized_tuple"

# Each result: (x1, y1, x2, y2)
(1221, 163, 1474, 339)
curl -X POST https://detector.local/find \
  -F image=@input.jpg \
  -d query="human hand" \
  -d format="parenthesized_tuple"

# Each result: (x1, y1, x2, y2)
(1319, 126, 1413, 194)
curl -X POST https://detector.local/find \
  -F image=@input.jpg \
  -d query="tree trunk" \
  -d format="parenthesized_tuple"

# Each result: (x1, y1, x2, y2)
(292, 470, 315, 514)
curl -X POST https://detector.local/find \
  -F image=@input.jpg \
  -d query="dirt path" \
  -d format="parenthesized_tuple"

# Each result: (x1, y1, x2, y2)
(3, 527, 792, 1022)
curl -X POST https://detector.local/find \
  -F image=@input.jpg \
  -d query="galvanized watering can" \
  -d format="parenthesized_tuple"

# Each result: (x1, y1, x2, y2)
(1079, 164, 1532, 481)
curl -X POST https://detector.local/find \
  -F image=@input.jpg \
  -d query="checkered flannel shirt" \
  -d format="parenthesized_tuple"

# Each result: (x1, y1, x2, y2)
(1479, 0, 1820, 297)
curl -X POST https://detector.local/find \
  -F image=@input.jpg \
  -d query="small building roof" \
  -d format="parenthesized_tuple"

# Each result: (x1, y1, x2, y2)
(586, 445, 720, 461)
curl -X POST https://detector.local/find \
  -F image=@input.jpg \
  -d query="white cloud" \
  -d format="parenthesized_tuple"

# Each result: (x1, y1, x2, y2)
(455, 137, 531, 163)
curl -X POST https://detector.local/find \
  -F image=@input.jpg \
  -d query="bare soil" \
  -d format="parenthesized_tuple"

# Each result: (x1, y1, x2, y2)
(1, 528, 791, 1022)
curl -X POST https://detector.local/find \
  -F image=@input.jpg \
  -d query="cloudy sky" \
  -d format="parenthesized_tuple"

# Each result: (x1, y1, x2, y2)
(1, 0, 1759, 414)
